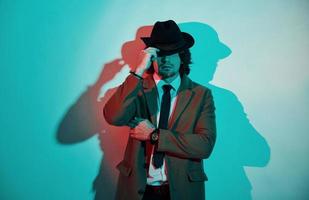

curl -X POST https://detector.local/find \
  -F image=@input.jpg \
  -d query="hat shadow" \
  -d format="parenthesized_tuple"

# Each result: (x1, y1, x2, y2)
(179, 22, 271, 199)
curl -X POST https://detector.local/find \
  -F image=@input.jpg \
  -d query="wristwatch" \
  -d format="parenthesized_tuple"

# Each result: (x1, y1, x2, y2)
(150, 129, 159, 144)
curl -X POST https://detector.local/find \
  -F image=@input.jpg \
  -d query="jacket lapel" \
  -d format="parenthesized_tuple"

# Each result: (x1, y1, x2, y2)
(168, 75, 194, 129)
(142, 74, 194, 128)
(142, 76, 158, 126)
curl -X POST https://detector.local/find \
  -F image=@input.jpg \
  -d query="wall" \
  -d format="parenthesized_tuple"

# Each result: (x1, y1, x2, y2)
(1, 0, 308, 199)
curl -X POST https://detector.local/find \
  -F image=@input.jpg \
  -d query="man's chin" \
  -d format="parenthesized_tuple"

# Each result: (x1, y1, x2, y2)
(159, 71, 177, 79)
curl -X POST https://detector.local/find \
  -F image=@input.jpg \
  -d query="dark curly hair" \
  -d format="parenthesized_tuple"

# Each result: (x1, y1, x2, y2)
(146, 49, 192, 77)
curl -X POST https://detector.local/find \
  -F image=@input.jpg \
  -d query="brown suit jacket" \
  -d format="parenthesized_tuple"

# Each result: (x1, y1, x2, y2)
(104, 74, 216, 200)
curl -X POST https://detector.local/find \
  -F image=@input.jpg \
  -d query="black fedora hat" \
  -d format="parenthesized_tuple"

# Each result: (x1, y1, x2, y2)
(141, 20, 194, 56)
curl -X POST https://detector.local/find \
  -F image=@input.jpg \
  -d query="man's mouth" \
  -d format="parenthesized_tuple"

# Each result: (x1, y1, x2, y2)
(161, 67, 172, 71)
(162, 65, 173, 68)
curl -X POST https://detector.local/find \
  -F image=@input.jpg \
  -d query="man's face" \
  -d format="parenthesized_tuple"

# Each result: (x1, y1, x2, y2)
(153, 53, 181, 79)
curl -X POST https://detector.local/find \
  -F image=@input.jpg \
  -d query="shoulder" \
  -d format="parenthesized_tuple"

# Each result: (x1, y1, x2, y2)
(185, 76, 212, 96)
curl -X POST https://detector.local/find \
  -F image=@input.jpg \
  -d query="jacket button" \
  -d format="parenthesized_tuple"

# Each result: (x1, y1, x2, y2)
(138, 189, 145, 195)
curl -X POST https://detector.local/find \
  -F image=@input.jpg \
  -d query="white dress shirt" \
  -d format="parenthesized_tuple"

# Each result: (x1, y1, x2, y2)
(146, 72, 181, 186)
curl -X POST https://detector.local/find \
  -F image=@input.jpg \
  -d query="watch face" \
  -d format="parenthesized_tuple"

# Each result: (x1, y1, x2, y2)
(152, 132, 158, 141)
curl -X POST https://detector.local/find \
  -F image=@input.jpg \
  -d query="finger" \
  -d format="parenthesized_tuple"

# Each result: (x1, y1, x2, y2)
(127, 122, 137, 128)
(145, 47, 160, 52)
(151, 55, 158, 62)
(131, 119, 140, 124)
(134, 117, 145, 122)
(130, 119, 140, 125)
(129, 128, 135, 135)
(144, 48, 159, 58)
(130, 134, 141, 140)
(130, 134, 147, 141)
(143, 49, 157, 55)
(130, 134, 138, 139)
(129, 118, 143, 126)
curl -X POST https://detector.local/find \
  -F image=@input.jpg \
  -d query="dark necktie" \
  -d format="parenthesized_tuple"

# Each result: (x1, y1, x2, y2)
(153, 84, 173, 168)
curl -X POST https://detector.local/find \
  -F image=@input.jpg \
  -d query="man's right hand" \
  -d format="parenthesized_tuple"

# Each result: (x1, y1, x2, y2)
(129, 117, 156, 141)
(134, 47, 159, 77)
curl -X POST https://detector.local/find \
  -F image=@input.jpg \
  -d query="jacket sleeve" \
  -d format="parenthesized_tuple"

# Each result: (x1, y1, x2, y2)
(103, 74, 142, 126)
(157, 89, 216, 159)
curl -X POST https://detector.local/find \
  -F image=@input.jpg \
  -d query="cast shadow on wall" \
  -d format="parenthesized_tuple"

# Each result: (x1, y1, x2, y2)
(56, 22, 270, 200)
(179, 22, 270, 200)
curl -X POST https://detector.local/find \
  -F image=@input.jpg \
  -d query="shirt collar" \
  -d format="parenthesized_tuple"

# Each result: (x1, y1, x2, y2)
(152, 72, 181, 92)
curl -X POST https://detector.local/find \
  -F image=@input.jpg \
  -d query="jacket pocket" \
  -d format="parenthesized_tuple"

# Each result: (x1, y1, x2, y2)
(187, 169, 208, 182)
(116, 160, 132, 177)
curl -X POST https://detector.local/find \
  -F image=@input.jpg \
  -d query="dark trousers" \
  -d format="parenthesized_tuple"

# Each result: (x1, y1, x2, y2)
(142, 184, 171, 200)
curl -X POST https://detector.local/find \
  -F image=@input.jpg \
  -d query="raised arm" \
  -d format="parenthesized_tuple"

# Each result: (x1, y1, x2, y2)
(104, 47, 159, 126)
(103, 74, 142, 126)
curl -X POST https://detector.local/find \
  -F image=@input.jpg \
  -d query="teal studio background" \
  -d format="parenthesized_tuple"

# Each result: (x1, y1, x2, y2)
(1, 0, 308, 199)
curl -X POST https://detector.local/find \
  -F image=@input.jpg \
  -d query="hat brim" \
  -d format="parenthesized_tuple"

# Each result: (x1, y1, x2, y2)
(141, 32, 194, 56)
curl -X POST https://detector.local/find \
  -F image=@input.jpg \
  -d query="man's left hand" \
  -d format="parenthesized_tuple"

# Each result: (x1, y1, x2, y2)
(129, 117, 155, 141)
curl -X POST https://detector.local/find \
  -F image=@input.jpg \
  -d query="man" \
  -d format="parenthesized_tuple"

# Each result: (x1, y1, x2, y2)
(104, 20, 216, 200)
